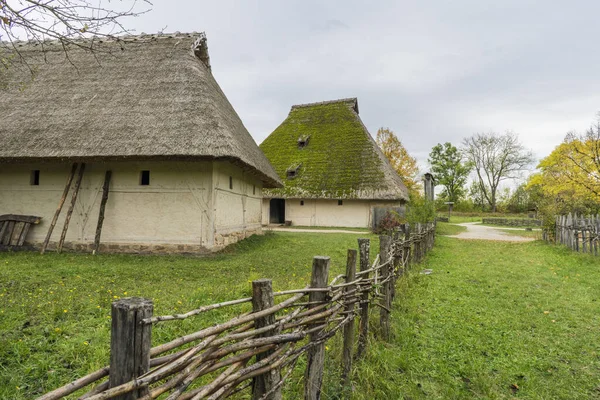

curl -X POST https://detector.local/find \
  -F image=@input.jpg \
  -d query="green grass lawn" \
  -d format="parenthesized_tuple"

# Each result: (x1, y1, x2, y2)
(352, 237, 600, 399)
(436, 222, 468, 236)
(2, 232, 599, 399)
(0, 231, 379, 399)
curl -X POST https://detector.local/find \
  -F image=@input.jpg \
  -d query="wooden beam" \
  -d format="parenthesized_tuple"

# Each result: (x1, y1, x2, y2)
(0, 215, 42, 224)
(41, 163, 78, 254)
(57, 163, 86, 254)
(93, 170, 112, 254)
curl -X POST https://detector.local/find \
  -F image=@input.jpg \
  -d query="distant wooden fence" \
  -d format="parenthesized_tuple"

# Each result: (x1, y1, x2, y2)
(38, 222, 436, 400)
(549, 213, 600, 255)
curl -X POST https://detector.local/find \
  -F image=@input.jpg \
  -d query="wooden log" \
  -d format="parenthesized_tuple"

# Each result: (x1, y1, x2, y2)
(93, 170, 112, 254)
(404, 223, 412, 268)
(41, 163, 78, 254)
(251, 279, 281, 400)
(340, 249, 357, 391)
(304, 256, 330, 400)
(57, 163, 86, 254)
(109, 298, 153, 400)
(356, 238, 370, 359)
(379, 235, 392, 341)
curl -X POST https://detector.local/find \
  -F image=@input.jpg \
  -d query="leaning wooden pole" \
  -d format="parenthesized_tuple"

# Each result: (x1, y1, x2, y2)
(40, 163, 78, 254)
(57, 163, 86, 254)
(93, 170, 112, 254)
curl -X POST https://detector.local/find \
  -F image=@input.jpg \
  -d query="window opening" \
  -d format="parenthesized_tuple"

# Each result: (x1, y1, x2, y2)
(30, 170, 40, 186)
(140, 170, 150, 186)
(229, 176, 233, 190)
(338, 200, 343, 206)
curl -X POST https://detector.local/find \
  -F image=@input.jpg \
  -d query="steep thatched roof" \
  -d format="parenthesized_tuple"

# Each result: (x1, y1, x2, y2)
(259, 98, 409, 200)
(0, 33, 282, 188)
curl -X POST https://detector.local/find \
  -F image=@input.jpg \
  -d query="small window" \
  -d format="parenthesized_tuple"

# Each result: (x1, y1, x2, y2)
(338, 200, 343, 206)
(140, 170, 150, 186)
(30, 170, 40, 186)
(286, 163, 302, 180)
(297, 135, 311, 149)
(229, 176, 233, 190)
(253, 185, 256, 195)
(300, 200, 304, 206)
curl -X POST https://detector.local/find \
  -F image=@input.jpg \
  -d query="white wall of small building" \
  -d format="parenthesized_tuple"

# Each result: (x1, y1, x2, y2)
(262, 198, 404, 228)
(0, 160, 263, 252)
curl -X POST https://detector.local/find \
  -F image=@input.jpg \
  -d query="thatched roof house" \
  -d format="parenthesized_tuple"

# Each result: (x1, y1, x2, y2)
(259, 98, 408, 228)
(0, 32, 281, 252)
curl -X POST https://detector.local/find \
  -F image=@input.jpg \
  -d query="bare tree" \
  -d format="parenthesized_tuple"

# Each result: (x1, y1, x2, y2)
(0, 0, 150, 65)
(462, 131, 534, 212)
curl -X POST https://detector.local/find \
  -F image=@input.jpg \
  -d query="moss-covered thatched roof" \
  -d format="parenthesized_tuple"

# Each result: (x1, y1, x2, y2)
(0, 32, 282, 188)
(259, 98, 408, 200)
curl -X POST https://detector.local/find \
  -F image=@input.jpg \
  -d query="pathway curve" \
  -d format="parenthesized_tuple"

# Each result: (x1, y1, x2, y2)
(447, 222, 534, 242)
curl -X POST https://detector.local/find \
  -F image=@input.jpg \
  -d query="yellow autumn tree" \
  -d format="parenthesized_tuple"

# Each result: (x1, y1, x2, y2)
(376, 127, 420, 194)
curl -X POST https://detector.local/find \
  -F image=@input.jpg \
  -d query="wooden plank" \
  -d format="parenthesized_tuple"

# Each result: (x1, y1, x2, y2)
(17, 223, 32, 246)
(109, 298, 153, 400)
(10, 222, 25, 246)
(93, 170, 112, 254)
(57, 163, 86, 253)
(251, 279, 281, 400)
(2, 221, 15, 246)
(304, 256, 330, 400)
(0, 221, 7, 245)
(41, 163, 78, 254)
(0, 214, 42, 224)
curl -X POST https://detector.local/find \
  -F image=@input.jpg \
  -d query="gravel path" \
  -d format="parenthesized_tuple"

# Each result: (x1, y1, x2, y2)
(448, 222, 535, 242)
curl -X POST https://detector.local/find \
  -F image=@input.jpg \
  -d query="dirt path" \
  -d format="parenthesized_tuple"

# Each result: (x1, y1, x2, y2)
(448, 222, 534, 242)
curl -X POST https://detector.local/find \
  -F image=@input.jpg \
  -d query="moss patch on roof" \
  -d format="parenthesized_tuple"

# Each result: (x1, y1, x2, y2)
(259, 99, 408, 200)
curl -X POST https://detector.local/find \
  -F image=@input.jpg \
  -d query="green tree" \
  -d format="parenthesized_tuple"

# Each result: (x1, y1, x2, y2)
(428, 142, 471, 202)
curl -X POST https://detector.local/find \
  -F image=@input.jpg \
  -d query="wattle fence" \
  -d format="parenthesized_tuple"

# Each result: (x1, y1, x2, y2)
(547, 213, 600, 255)
(38, 222, 436, 400)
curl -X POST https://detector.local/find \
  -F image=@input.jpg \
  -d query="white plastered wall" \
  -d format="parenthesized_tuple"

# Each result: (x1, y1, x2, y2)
(0, 160, 264, 250)
(262, 198, 404, 228)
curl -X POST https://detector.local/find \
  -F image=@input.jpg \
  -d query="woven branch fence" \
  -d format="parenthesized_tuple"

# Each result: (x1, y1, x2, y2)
(38, 222, 436, 400)
(548, 213, 600, 256)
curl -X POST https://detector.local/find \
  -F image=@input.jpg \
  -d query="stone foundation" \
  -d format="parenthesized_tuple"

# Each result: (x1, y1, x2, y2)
(213, 226, 263, 249)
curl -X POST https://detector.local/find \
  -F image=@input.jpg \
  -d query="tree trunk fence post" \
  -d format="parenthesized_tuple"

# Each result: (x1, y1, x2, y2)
(403, 224, 412, 269)
(340, 249, 357, 392)
(304, 256, 330, 400)
(251, 279, 282, 400)
(379, 235, 392, 341)
(356, 238, 370, 359)
(109, 297, 153, 400)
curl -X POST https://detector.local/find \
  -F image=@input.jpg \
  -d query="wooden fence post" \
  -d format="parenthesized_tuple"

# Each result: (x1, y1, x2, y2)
(304, 256, 330, 400)
(340, 249, 357, 391)
(403, 224, 412, 269)
(356, 238, 370, 359)
(379, 235, 392, 341)
(109, 298, 153, 400)
(252, 279, 281, 400)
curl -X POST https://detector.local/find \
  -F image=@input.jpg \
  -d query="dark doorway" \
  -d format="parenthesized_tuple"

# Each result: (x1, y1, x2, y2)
(269, 199, 285, 224)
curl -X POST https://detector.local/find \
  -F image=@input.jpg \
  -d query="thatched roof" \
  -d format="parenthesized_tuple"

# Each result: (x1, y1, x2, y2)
(0, 33, 282, 188)
(259, 98, 409, 200)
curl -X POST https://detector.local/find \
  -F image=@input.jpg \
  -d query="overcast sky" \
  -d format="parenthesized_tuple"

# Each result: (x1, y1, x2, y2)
(127, 0, 600, 179)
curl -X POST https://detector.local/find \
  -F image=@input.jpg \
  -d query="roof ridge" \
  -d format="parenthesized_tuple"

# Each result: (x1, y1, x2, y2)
(290, 98, 358, 112)
(2, 31, 204, 48)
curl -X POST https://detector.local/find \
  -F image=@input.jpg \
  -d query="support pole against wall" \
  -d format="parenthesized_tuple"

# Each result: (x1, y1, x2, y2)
(40, 163, 78, 254)
(57, 163, 86, 254)
(93, 170, 112, 254)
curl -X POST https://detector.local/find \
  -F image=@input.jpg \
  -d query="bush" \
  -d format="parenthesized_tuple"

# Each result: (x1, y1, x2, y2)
(407, 194, 436, 224)
(374, 210, 405, 235)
